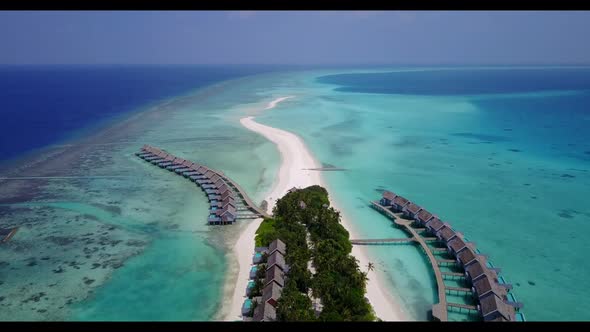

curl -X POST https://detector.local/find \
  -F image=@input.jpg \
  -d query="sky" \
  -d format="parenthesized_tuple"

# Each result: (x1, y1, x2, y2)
(0, 11, 589, 65)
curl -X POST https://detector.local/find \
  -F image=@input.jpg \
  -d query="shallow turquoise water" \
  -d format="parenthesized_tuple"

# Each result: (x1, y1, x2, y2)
(2, 67, 589, 321)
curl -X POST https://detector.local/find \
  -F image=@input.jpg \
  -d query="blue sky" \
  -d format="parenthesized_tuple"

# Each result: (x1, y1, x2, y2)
(0, 11, 589, 65)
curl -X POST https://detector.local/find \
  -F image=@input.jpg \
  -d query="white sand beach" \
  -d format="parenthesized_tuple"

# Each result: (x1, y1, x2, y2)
(223, 96, 407, 321)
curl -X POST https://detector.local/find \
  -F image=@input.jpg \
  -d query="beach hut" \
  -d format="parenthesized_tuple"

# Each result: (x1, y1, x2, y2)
(380, 191, 396, 206)
(262, 282, 283, 308)
(264, 265, 285, 288)
(268, 239, 286, 256)
(255, 246, 269, 254)
(478, 293, 515, 321)
(437, 225, 457, 243)
(249, 266, 259, 279)
(457, 248, 477, 267)
(425, 217, 445, 234)
(402, 202, 423, 219)
(253, 302, 277, 322)
(465, 260, 486, 283)
(392, 196, 410, 212)
(214, 178, 225, 188)
(242, 298, 255, 316)
(253, 252, 265, 264)
(266, 251, 286, 272)
(415, 209, 434, 225)
(447, 236, 467, 255)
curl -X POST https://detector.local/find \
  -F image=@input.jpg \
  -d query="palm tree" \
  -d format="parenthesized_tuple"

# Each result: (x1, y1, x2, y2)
(367, 262, 375, 273)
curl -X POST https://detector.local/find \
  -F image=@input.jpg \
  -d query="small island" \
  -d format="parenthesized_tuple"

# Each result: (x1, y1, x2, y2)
(243, 185, 376, 321)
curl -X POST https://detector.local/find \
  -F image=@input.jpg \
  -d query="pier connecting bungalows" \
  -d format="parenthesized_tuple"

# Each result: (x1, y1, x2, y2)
(371, 190, 525, 322)
(137, 145, 268, 227)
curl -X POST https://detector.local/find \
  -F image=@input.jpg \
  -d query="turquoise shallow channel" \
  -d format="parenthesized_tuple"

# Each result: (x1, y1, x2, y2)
(1, 66, 589, 321)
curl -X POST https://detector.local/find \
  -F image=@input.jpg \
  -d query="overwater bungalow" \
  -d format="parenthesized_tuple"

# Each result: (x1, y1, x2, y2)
(457, 248, 477, 267)
(217, 184, 230, 195)
(166, 164, 185, 171)
(219, 205, 237, 224)
(437, 225, 457, 243)
(253, 302, 277, 322)
(205, 190, 220, 197)
(465, 260, 486, 283)
(204, 170, 215, 178)
(268, 239, 286, 256)
(208, 214, 221, 225)
(210, 174, 221, 184)
(197, 165, 209, 173)
(221, 190, 233, 201)
(208, 194, 221, 201)
(262, 282, 283, 308)
(183, 171, 200, 177)
(380, 191, 397, 206)
(415, 209, 434, 225)
(425, 217, 445, 234)
(266, 251, 286, 272)
(392, 196, 410, 212)
(196, 178, 212, 185)
(447, 236, 468, 255)
(222, 197, 236, 209)
(143, 155, 160, 161)
(402, 202, 423, 219)
(478, 293, 515, 321)
(264, 265, 285, 288)
(202, 184, 216, 190)
(174, 167, 192, 174)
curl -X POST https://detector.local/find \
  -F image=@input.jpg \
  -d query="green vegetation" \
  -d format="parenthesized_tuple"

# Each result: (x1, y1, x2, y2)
(255, 185, 376, 321)
(255, 217, 277, 247)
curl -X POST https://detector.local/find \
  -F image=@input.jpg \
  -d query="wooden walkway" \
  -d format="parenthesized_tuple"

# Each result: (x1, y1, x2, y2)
(447, 302, 478, 312)
(350, 238, 416, 245)
(371, 201, 449, 321)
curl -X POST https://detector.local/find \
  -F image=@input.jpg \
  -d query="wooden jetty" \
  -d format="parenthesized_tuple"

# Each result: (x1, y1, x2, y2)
(136, 145, 270, 225)
(350, 238, 416, 245)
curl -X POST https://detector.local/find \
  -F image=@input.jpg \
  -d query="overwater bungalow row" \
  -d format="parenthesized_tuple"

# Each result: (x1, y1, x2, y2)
(137, 145, 248, 226)
(377, 190, 524, 321)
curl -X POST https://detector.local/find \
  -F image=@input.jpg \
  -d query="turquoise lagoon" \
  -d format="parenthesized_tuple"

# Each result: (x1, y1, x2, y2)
(1, 66, 589, 321)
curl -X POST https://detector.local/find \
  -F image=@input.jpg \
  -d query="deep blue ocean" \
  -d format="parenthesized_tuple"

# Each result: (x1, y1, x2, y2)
(0, 65, 280, 162)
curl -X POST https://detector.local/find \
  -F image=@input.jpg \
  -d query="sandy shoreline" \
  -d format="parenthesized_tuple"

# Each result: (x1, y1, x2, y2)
(223, 96, 406, 321)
